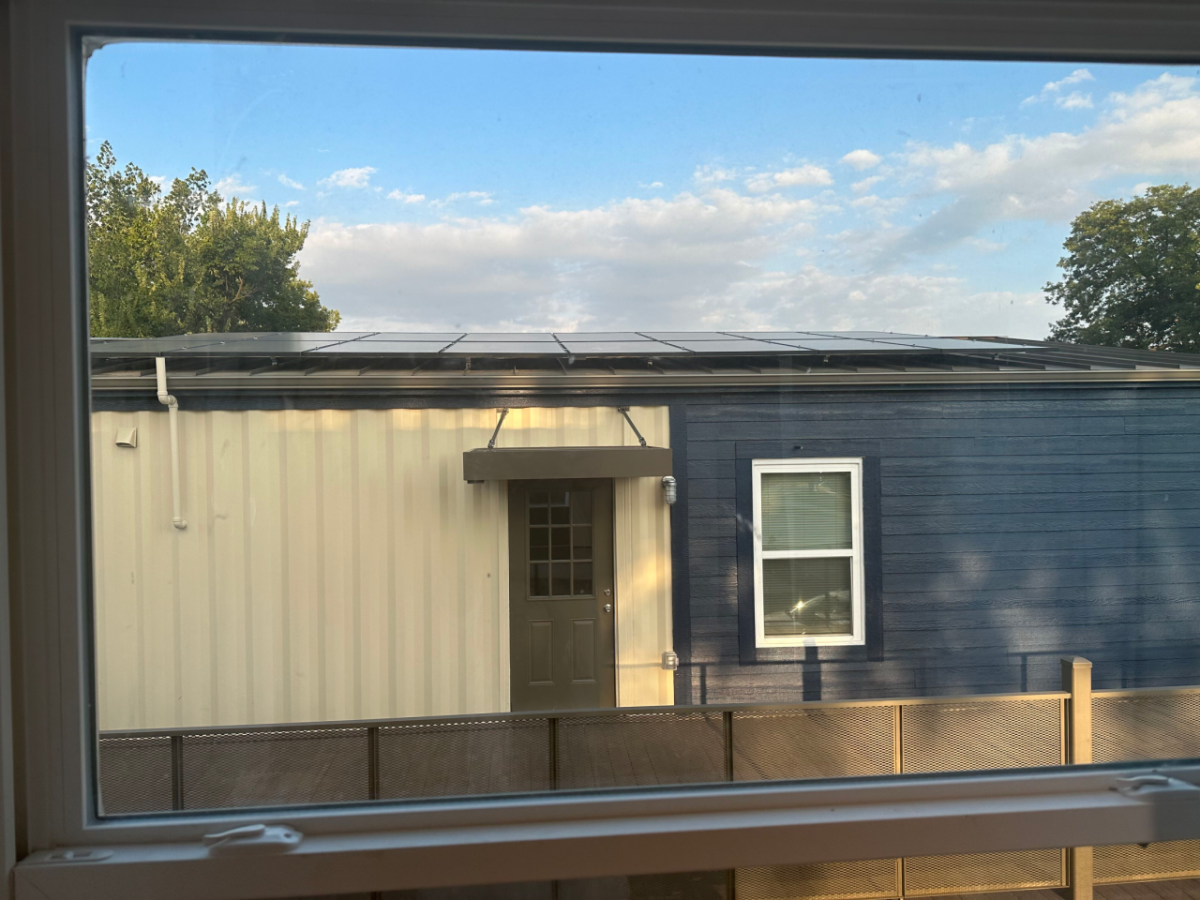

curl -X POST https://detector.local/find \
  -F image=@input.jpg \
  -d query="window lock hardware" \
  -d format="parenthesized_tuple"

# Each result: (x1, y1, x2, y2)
(203, 823, 303, 856)
(26, 848, 114, 864)
(1113, 774, 1200, 800)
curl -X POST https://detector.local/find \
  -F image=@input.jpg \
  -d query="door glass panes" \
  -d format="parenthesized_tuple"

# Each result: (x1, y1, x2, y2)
(530, 494, 595, 600)
(763, 557, 853, 637)
(529, 490, 595, 597)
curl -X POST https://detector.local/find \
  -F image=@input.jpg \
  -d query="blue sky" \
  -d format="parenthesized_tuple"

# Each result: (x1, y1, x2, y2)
(85, 43, 1200, 336)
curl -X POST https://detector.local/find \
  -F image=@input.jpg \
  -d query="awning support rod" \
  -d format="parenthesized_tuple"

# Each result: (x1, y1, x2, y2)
(617, 407, 648, 447)
(487, 408, 510, 449)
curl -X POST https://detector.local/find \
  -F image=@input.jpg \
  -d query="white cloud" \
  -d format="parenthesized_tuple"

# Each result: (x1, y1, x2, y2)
(388, 190, 426, 203)
(745, 164, 833, 192)
(431, 190, 494, 207)
(1057, 91, 1093, 110)
(285, 200, 300, 208)
(875, 72, 1200, 265)
(301, 188, 823, 332)
(841, 149, 882, 170)
(319, 166, 377, 189)
(640, 180, 665, 189)
(693, 165, 738, 185)
(289, 70, 1200, 339)
(214, 175, 257, 197)
(1022, 68, 1095, 107)
(278, 173, 305, 190)
(852, 175, 885, 194)
(148, 175, 165, 187)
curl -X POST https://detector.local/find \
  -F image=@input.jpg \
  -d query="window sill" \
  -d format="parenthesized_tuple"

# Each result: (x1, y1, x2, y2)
(16, 764, 1200, 900)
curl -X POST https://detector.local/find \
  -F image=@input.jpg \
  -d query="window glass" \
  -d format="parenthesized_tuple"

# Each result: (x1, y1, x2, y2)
(82, 42, 1200, 884)
(761, 472, 852, 550)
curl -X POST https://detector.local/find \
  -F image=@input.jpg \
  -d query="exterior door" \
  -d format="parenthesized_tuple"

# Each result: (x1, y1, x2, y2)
(509, 479, 616, 712)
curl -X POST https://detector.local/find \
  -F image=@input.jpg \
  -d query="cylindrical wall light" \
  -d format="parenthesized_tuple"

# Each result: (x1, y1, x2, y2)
(661, 475, 678, 505)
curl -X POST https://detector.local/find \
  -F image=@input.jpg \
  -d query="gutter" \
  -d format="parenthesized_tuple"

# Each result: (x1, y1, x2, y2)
(95, 366, 1200, 395)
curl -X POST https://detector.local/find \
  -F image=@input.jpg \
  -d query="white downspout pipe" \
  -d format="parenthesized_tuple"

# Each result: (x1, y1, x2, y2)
(156, 357, 187, 530)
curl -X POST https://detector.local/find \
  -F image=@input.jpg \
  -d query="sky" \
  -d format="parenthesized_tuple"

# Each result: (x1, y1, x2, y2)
(84, 42, 1200, 338)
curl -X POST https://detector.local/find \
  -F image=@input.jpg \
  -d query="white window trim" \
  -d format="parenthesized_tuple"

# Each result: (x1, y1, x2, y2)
(752, 458, 865, 648)
(7, 2, 1200, 898)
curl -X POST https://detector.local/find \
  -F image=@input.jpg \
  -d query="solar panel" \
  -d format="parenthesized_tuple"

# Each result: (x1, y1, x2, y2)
(808, 331, 928, 339)
(457, 333, 559, 342)
(559, 340, 688, 355)
(772, 338, 913, 352)
(640, 332, 748, 341)
(724, 332, 832, 339)
(666, 339, 792, 353)
(441, 341, 566, 355)
(877, 337, 1034, 351)
(91, 336, 232, 355)
(311, 340, 453, 355)
(555, 332, 653, 342)
(356, 332, 463, 342)
(191, 337, 356, 355)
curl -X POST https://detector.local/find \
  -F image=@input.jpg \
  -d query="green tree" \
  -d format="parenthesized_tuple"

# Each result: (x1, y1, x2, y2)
(86, 141, 339, 337)
(1047, 184, 1200, 351)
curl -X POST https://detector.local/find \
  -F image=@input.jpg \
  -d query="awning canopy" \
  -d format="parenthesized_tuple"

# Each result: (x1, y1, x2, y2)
(463, 446, 672, 481)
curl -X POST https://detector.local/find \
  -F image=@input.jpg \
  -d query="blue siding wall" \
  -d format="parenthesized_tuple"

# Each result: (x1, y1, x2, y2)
(675, 383, 1200, 704)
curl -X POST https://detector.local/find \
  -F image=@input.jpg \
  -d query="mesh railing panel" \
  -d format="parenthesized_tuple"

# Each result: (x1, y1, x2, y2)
(902, 849, 1064, 895)
(181, 727, 370, 810)
(98, 735, 174, 814)
(901, 699, 1062, 773)
(378, 717, 551, 799)
(1095, 841, 1200, 883)
(736, 860, 898, 900)
(1093, 691, 1200, 763)
(556, 711, 726, 790)
(732, 705, 894, 782)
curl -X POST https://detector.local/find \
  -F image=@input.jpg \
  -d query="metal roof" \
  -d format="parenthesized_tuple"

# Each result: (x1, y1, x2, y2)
(89, 330, 1200, 391)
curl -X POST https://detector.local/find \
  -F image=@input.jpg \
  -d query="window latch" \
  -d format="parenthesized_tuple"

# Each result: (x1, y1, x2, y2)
(1113, 774, 1200, 800)
(202, 823, 303, 856)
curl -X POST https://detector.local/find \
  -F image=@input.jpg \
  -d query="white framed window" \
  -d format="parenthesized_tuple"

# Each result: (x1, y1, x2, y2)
(752, 458, 865, 648)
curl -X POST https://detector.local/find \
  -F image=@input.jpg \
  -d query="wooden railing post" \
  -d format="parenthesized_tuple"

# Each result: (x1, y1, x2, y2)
(1062, 657, 1093, 900)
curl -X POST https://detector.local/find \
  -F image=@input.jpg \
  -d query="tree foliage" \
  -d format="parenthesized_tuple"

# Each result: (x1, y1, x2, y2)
(1047, 184, 1200, 351)
(86, 141, 339, 337)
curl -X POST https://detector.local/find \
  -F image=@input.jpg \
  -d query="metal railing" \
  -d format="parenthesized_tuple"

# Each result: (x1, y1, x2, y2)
(96, 660, 1200, 899)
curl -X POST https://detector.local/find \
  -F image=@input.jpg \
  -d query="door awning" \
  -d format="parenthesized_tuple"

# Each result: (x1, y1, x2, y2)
(463, 446, 673, 481)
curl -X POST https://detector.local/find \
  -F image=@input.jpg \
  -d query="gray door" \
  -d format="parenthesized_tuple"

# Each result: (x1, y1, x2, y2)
(509, 479, 616, 712)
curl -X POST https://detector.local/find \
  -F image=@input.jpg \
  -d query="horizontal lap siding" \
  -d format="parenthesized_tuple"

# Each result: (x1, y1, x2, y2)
(682, 384, 1200, 703)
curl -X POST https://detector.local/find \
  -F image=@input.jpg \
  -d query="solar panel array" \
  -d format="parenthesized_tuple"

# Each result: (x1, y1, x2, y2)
(91, 331, 1036, 358)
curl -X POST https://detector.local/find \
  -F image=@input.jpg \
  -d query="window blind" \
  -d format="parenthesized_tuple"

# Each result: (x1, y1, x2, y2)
(761, 472, 852, 551)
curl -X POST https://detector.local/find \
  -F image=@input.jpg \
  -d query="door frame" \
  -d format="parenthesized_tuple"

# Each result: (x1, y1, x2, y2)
(506, 478, 617, 712)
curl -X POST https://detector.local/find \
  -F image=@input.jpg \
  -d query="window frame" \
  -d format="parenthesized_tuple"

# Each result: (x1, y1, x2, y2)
(8, 1, 1200, 897)
(752, 458, 866, 648)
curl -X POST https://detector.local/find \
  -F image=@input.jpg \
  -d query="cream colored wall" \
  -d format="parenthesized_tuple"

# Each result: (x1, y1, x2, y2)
(91, 405, 673, 730)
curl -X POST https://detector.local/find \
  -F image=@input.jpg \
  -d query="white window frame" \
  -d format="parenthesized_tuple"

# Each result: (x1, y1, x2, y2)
(7, 2, 1200, 898)
(753, 458, 865, 648)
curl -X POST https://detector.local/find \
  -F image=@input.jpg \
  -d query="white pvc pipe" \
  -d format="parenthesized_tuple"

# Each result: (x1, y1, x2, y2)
(155, 357, 187, 530)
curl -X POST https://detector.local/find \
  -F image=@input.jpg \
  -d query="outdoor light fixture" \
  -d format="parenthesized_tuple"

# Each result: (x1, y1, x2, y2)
(662, 475, 677, 505)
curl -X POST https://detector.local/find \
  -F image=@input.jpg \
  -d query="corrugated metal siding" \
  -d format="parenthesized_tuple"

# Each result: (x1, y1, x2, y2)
(92, 406, 671, 730)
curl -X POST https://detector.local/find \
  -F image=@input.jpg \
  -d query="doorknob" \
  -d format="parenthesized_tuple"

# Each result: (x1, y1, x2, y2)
(604, 603, 613, 614)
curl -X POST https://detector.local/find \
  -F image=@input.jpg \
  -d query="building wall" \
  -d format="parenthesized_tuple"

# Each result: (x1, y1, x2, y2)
(92, 405, 672, 730)
(676, 383, 1200, 704)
